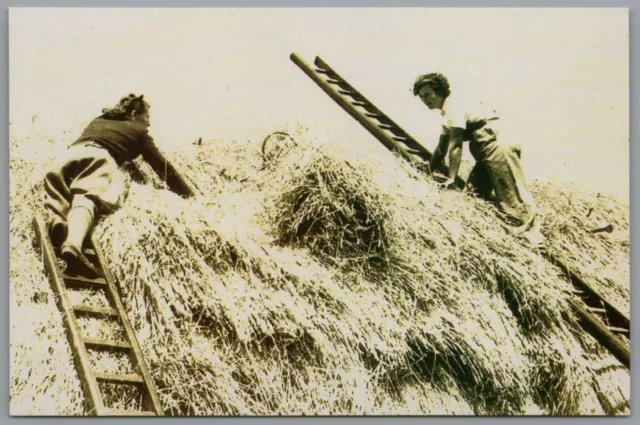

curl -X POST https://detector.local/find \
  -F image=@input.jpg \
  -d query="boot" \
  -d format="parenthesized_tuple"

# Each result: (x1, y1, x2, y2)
(60, 205, 101, 277)
(61, 244, 101, 278)
(47, 215, 68, 248)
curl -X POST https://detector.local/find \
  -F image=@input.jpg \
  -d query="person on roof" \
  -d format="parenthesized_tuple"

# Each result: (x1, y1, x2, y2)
(44, 93, 194, 276)
(413, 72, 544, 249)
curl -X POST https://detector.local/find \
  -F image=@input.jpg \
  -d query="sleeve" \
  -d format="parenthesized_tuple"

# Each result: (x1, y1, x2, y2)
(140, 132, 157, 151)
(445, 99, 500, 133)
(139, 134, 195, 198)
(467, 101, 500, 133)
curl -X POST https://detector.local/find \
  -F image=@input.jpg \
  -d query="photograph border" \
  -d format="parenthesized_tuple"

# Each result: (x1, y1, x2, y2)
(1, 0, 636, 424)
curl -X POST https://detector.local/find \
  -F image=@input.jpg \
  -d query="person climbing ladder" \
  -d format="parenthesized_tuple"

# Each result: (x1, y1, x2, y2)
(43, 93, 194, 277)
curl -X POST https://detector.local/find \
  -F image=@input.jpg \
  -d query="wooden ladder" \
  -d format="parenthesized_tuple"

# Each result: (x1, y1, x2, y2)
(291, 53, 433, 165)
(291, 52, 631, 370)
(546, 254, 630, 369)
(33, 214, 164, 416)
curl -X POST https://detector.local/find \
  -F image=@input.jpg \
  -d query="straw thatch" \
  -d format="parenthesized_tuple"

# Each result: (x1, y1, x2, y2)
(532, 181, 630, 315)
(9, 125, 629, 416)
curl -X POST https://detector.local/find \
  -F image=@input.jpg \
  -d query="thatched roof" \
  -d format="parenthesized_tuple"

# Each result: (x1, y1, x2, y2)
(9, 127, 629, 415)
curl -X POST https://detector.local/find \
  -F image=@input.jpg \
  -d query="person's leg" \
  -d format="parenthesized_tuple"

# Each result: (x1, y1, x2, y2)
(520, 212, 545, 251)
(465, 161, 493, 200)
(60, 194, 100, 276)
(63, 195, 95, 250)
(47, 216, 68, 248)
(484, 143, 545, 248)
(43, 145, 124, 275)
(59, 148, 127, 276)
(43, 164, 73, 247)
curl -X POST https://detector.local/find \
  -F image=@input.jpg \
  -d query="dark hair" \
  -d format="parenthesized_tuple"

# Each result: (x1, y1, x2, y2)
(413, 73, 451, 99)
(102, 93, 150, 119)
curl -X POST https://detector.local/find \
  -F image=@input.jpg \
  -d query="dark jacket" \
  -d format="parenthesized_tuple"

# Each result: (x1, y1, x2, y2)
(72, 115, 194, 198)
(72, 116, 153, 165)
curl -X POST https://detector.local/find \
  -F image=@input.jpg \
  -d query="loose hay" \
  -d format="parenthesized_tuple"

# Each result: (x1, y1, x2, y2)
(532, 181, 630, 315)
(268, 146, 392, 272)
(10, 127, 630, 415)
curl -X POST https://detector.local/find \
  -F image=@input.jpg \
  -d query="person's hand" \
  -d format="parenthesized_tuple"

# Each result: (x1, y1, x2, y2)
(439, 178, 457, 190)
(416, 162, 431, 174)
(431, 171, 448, 183)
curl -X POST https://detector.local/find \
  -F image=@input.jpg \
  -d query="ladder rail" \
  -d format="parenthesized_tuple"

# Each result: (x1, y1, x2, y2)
(548, 251, 630, 369)
(545, 253, 630, 329)
(568, 299, 630, 368)
(33, 213, 164, 415)
(290, 53, 420, 166)
(314, 56, 431, 157)
(33, 215, 106, 415)
(90, 236, 165, 415)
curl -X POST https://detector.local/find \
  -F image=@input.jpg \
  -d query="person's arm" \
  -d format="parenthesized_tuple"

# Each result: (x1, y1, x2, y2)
(141, 137, 195, 198)
(437, 126, 464, 189)
(447, 127, 464, 180)
(429, 131, 450, 174)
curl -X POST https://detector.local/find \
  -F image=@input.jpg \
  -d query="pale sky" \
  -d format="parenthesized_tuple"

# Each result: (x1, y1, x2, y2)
(9, 8, 629, 201)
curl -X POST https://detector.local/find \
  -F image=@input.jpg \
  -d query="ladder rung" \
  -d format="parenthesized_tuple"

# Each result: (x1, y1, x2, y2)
(73, 305, 119, 319)
(369, 115, 393, 125)
(315, 68, 332, 75)
(84, 248, 97, 256)
(607, 326, 629, 335)
(352, 101, 375, 111)
(337, 89, 356, 97)
(588, 307, 607, 315)
(95, 371, 144, 385)
(84, 337, 132, 352)
(379, 124, 396, 131)
(62, 274, 107, 289)
(325, 78, 344, 85)
(107, 409, 157, 416)
(393, 136, 409, 143)
(384, 126, 407, 137)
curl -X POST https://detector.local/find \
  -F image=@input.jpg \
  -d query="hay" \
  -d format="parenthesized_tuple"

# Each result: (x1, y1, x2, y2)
(10, 134, 85, 415)
(10, 299, 85, 416)
(96, 183, 416, 414)
(260, 137, 628, 415)
(9, 127, 630, 416)
(267, 142, 578, 333)
(589, 352, 631, 415)
(161, 136, 266, 197)
(268, 146, 393, 272)
(532, 181, 630, 315)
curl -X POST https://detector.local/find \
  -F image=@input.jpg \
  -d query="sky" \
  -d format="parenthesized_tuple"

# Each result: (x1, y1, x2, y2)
(9, 8, 629, 201)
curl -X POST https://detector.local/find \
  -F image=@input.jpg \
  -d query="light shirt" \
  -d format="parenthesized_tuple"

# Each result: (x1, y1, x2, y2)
(439, 95, 501, 160)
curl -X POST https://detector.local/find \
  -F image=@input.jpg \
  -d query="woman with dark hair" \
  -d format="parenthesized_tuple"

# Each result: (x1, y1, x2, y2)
(44, 93, 193, 276)
(413, 73, 544, 248)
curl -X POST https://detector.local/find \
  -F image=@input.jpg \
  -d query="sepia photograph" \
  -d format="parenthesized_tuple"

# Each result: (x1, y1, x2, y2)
(9, 7, 630, 416)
